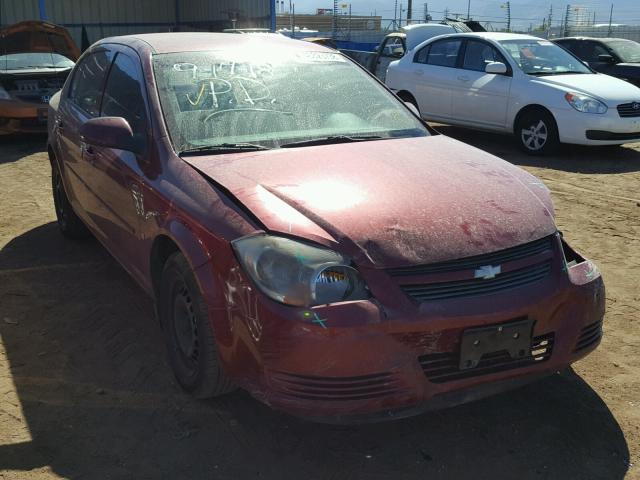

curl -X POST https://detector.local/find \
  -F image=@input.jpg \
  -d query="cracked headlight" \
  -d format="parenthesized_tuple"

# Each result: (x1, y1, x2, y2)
(564, 92, 607, 114)
(232, 234, 369, 307)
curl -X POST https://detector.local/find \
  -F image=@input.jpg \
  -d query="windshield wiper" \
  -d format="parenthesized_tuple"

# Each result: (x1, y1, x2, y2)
(179, 143, 270, 156)
(280, 135, 385, 148)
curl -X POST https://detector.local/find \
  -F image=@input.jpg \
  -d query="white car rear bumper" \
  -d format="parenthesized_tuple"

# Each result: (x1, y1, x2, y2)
(551, 107, 640, 145)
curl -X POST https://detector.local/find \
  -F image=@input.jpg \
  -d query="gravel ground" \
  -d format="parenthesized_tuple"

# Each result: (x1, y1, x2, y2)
(0, 130, 638, 479)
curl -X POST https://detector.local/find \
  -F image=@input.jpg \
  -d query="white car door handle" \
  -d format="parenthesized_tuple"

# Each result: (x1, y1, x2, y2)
(414, 70, 424, 76)
(457, 75, 470, 82)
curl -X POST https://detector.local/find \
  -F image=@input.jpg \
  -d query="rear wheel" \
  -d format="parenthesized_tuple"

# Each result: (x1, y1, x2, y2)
(515, 109, 559, 155)
(51, 161, 91, 239)
(159, 252, 235, 398)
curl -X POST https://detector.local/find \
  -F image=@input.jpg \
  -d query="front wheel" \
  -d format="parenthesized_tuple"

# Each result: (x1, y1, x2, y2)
(159, 252, 235, 398)
(515, 109, 559, 155)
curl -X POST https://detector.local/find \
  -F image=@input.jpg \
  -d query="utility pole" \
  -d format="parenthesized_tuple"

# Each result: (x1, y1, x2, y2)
(332, 0, 337, 39)
(592, 11, 595, 25)
(562, 5, 571, 37)
(407, 0, 412, 25)
(501, 2, 511, 32)
(466, 0, 471, 20)
(546, 4, 553, 38)
(443, 7, 449, 21)
(399, 2, 403, 27)
(393, 0, 398, 29)
(424, 3, 428, 22)
(348, 4, 351, 41)
(607, 4, 613, 36)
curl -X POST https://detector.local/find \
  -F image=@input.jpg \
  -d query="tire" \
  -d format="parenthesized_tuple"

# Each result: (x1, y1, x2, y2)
(51, 161, 91, 239)
(515, 109, 559, 155)
(398, 92, 420, 114)
(159, 252, 235, 398)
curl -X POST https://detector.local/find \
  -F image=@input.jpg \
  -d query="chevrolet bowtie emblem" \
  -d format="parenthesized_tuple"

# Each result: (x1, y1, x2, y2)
(474, 265, 501, 280)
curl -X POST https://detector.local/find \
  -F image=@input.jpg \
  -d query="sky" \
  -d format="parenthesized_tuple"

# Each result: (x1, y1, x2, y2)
(281, 0, 640, 30)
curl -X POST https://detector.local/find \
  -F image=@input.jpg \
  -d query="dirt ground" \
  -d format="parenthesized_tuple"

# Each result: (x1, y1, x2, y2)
(0, 129, 638, 480)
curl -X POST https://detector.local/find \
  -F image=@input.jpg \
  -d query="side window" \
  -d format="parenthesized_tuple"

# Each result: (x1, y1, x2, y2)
(414, 45, 430, 64)
(583, 42, 609, 63)
(462, 40, 502, 71)
(100, 53, 148, 136)
(69, 51, 112, 117)
(425, 39, 462, 68)
(381, 37, 405, 58)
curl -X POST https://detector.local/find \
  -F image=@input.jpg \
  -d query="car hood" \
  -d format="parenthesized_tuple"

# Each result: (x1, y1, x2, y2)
(533, 73, 640, 101)
(183, 135, 557, 268)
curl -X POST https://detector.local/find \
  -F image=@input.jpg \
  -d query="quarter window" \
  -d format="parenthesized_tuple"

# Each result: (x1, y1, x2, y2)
(68, 51, 111, 116)
(425, 39, 462, 68)
(101, 53, 148, 136)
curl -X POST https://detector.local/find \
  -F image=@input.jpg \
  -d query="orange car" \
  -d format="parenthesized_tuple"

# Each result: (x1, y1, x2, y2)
(0, 21, 80, 134)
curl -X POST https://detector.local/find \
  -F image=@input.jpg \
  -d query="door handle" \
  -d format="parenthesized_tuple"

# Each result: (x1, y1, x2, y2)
(457, 75, 470, 82)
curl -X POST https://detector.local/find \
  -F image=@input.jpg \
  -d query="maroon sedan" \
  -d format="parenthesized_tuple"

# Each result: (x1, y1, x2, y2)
(47, 33, 605, 422)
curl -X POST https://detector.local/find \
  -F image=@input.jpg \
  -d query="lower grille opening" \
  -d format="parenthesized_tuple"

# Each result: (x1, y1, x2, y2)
(271, 371, 405, 401)
(574, 320, 603, 352)
(419, 333, 554, 384)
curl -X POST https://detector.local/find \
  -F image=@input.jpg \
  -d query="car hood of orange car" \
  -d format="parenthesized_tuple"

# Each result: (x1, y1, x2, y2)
(183, 135, 557, 268)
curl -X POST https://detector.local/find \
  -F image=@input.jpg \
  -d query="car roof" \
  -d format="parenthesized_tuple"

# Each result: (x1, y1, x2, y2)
(553, 36, 631, 42)
(418, 31, 548, 46)
(95, 32, 329, 55)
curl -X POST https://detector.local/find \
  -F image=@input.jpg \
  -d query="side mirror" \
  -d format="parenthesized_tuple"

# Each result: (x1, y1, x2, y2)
(485, 61, 507, 74)
(404, 101, 420, 116)
(597, 54, 615, 64)
(80, 117, 142, 154)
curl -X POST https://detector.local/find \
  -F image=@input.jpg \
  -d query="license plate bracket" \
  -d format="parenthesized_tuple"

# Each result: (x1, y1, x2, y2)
(459, 318, 534, 370)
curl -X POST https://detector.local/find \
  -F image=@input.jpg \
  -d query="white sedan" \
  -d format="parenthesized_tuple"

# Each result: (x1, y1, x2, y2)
(386, 32, 640, 154)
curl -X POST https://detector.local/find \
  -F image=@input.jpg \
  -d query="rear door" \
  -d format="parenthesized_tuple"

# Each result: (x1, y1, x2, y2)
(55, 49, 112, 227)
(411, 37, 463, 120)
(451, 39, 512, 128)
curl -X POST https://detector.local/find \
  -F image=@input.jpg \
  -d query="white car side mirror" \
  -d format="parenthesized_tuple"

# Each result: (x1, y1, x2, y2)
(485, 62, 507, 75)
(404, 102, 419, 116)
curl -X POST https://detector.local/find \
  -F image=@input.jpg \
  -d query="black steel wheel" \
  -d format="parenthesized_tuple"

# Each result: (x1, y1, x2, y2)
(159, 252, 235, 398)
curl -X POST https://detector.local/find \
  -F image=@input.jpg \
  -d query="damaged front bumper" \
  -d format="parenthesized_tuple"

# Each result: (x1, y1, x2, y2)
(210, 234, 605, 423)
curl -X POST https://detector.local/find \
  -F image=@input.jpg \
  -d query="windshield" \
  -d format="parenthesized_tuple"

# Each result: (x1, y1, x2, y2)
(499, 39, 591, 75)
(0, 52, 74, 71)
(605, 40, 640, 63)
(153, 48, 427, 153)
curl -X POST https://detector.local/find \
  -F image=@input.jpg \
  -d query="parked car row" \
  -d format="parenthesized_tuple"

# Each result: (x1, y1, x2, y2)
(45, 31, 605, 423)
(385, 32, 640, 154)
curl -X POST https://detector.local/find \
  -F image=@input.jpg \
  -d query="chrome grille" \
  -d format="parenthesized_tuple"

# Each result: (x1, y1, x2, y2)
(617, 102, 640, 118)
(400, 261, 552, 302)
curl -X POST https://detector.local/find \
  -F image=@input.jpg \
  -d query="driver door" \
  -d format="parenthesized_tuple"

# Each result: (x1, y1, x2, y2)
(451, 39, 512, 128)
(82, 47, 152, 280)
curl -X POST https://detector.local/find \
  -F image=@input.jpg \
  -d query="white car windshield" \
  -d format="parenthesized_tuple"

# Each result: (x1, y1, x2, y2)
(499, 39, 591, 76)
(153, 49, 427, 153)
(605, 40, 640, 63)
